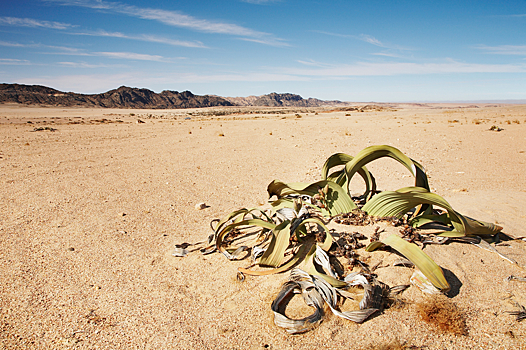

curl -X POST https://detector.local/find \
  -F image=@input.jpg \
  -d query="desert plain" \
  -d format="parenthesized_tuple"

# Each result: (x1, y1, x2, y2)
(1, 103, 526, 349)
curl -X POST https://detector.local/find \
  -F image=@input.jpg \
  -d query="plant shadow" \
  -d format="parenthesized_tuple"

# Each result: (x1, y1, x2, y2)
(443, 268, 462, 298)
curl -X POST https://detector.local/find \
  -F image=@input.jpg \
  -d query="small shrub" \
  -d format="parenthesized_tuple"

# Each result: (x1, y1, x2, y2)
(417, 295, 467, 335)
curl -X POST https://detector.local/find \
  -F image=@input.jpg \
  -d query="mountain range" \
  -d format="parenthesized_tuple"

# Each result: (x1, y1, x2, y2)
(0, 84, 350, 109)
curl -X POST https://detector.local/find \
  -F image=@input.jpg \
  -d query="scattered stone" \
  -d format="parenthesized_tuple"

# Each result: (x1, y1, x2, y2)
(172, 247, 189, 257)
(489, 125, 503, 132)
(31, 127, 57, 132)
(452, 188, 468, 192)
(195, 202, 207, 210)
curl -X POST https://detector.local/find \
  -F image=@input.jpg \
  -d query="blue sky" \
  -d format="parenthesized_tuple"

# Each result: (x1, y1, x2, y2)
(0, 0, 525, 101)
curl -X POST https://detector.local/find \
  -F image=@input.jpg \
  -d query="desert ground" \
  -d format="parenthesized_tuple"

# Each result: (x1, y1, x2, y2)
(1, 103, 526, 349)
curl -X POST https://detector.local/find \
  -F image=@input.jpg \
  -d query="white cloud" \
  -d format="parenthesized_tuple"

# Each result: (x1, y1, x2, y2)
(286, 60, 526, 77)
(48, 0, 288, 46)
(0, 40, 30, 47)
(296, 59, 333, 68)
(93, 51, 168, 62)
(239, 37, 289, 47)
(37, 45, 175, 62)
(57, 61, 126, 68)
(359, 34, 384, 47)
(0, 58, 32, 65)
(371, 52, 406, 58)
(70, 30, 207, 48)
(312, 31, 412, 51)
(0, 16, 76, 30)
(474, 45, 526, 56)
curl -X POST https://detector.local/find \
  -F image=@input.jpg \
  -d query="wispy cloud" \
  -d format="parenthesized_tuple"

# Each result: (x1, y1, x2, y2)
(44, 47, 174, 62)
(0, 58, 32, 65)
(0, 38, 178, 62)
(311, 30, 354, 39)
(93, 51, 169, 62)
(0, 16, 76, 30)
(57, 61, 126, 68)
(239, 37, 289, 47)
(474, 44, 526, 56)
(296, 59, 334, 68)
(48, 0, 288, 46)
(312, 31, 412, 51)
(287, 59, 526, 77)
(358, 34, 384, 47)
(71, 29, 207, 48)
(371, 52, 406, 58)
(0, 40, 30, 47)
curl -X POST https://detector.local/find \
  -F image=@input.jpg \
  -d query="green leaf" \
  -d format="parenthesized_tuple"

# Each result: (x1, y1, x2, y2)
(239, 236, 316, 276)
(366, 235, 450, 291)
(362, 187, 502, 236)
(342, 145, 430, 194)
(215, 219, 276, 255)
(259, 221, 292, 267)
(321, 153, 377, 199)
(410, 213, 451, 228)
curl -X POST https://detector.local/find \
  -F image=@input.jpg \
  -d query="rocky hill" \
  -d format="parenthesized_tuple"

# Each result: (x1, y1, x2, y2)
(0, 84, 352, 109)
(0, 84, 234, 109)
(223, 92, 350, 107)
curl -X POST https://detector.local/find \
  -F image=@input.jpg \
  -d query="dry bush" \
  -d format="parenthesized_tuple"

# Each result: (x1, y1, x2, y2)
(417, 295, 467, 335)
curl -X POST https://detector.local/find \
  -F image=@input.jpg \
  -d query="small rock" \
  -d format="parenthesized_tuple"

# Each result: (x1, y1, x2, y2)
(452, 188, 468, 192)
(67, 247, 75, 251)
(119, 212, 126, 216)
(136, 119, 145, 124)
(194, 202, 207, 210)
(172, 247, 189, 257)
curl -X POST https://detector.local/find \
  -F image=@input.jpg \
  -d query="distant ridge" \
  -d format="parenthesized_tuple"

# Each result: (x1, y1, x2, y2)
(222, 92, 351, 107)
(0, 84, 352, 109)
(0, 84, 234, 109)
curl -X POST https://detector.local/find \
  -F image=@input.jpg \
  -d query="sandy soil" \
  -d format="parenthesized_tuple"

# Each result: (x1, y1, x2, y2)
(1, 103, 526, 349)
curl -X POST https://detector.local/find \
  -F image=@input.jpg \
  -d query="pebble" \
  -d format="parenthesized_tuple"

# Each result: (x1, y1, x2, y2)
(195, 202, 207, 210)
